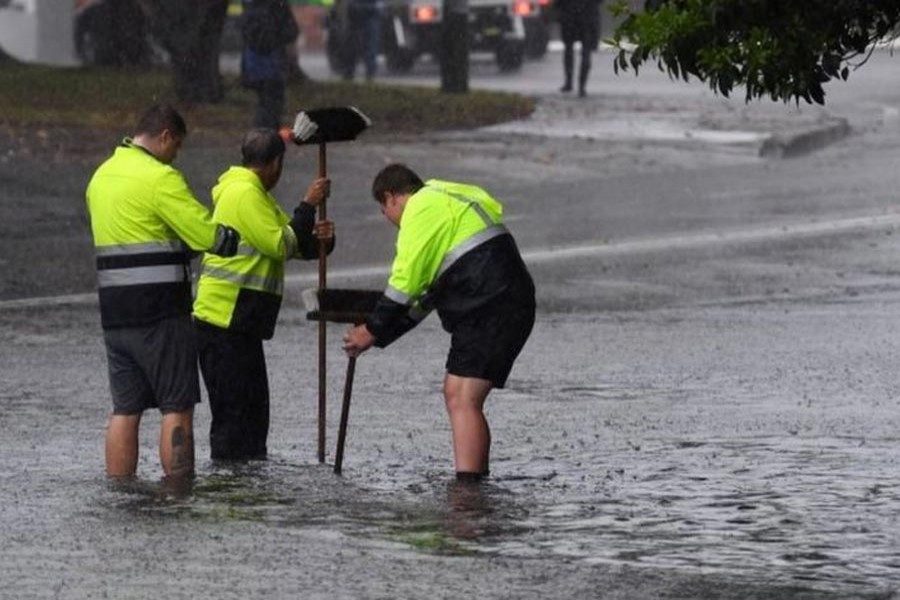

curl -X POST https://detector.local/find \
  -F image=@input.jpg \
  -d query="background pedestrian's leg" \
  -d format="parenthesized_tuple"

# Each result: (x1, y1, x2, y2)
(255, 79, 285, 129)
(561, 43, 574, 92)
(364, 14, 379, 80)
(342, 17, 361, 80)
(159, 410, 194, 477)
(106, 414, 141, 477)
(578, 44, 591, 97)
(443, 374, 493, 474)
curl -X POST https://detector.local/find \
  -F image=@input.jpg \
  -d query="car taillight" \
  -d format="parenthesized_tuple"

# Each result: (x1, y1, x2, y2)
(512, 0, 533, 16)
(537, 0, 550, 6)
(412, 5, 439, 22)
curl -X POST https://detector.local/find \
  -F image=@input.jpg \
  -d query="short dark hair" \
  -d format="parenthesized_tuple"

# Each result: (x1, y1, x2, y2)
(371, 163, 425, 204)
(241, 128, 286, 167)
(135, 104, 187, 138)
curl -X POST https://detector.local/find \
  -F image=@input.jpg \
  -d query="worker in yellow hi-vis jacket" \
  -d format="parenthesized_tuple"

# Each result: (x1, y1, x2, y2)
(193, 128, 334, 461)
(86, 104, 240, 479)
(342, 163, 535, 482)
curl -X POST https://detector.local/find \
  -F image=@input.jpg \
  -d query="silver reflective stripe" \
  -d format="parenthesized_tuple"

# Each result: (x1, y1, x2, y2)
(469, 202, 494, 226)
(384, 284, 412, 305)
(436, 225, 509, 278)
(237, 245, 262, 257)
(95, 240, 185, 256)
(97, 265, 186, 287)
(282, 225, 298, 258)
(201, 265, 283, 295)
(425, 184, 495, 227)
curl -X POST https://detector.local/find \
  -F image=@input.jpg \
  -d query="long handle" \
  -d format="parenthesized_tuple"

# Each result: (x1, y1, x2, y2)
(333, 355, 357, 475)
(317, 142, 328, 464)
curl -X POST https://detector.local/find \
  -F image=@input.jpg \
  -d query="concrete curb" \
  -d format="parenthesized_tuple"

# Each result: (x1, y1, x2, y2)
(759, 117, 851, 158)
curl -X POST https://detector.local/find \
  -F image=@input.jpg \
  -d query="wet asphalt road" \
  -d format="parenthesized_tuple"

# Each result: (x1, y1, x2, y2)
(3, 50, 900, 598)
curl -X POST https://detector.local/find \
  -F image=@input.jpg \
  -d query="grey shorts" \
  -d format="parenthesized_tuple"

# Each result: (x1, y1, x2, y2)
(103, 315, 201, 415)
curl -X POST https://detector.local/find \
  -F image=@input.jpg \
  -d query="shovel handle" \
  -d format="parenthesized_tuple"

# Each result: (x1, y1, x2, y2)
(317, 141, 328, 464)
(334, 355, 357, 475)
(317, 141, 328, 288)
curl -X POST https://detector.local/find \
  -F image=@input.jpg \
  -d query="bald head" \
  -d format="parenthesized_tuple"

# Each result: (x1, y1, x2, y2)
(240, 128, 287, 190)
(241, 128, 286, 168)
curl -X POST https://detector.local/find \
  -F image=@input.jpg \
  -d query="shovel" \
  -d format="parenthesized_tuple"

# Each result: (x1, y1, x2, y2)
(291, 107, 371, 463)
(303, 288, 382, 474)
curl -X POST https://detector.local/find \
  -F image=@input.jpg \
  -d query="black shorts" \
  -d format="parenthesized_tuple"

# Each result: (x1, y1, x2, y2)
(103, 315, 201, 415)
(446, 299, 535, 389)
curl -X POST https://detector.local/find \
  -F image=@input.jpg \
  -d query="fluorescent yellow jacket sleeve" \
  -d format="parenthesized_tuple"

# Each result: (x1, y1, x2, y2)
(151, 168, 219, 251)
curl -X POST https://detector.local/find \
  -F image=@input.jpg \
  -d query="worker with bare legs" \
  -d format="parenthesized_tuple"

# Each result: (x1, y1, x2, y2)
(342, 164, 535, 481)
(86, 104, 239, 478)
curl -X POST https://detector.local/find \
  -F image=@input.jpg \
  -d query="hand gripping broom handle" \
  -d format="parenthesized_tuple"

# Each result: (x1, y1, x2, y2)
(317, 142, 327, 464)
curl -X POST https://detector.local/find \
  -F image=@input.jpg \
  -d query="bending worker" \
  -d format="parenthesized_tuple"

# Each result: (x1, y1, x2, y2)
(192, 128, 334, 461)
(85, 104, 240, 479)
(342, 164, 535, 481)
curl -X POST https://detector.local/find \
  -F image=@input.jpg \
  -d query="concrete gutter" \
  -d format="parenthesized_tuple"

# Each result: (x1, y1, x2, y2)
(759, 117, 851, 158)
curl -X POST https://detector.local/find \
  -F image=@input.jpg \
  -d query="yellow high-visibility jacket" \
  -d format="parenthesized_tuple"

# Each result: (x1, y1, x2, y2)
(193, 166, 330, 339)
(86, 139, 232, 329)
(367, 179, 533, 346)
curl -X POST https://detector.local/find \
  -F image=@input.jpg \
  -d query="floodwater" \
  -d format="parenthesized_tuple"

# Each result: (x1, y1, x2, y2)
(2, 276, 899, 598)
(6, 46, 900, 597)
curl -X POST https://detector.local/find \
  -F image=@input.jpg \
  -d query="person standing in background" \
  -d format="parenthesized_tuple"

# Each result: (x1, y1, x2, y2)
(240, 0, 300, 128)
(556, 0, 602, 97)
(341, 0, 382, 81)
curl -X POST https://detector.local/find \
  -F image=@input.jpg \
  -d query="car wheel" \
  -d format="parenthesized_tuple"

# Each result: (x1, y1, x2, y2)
(496, 41, 524, 72)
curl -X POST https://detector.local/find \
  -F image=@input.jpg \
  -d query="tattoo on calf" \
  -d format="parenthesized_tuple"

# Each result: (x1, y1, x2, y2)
(170, 426, 193, 471)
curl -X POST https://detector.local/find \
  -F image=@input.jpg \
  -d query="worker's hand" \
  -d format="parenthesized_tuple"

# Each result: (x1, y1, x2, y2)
(303, 177, 330, 207)
(291, 111, 318, 143)
(314, 220, 334, 240)
(343, 324, 376, 358)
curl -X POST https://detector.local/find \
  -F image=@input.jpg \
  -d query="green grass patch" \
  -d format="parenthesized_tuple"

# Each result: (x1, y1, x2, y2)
(0, 62, 535, 138)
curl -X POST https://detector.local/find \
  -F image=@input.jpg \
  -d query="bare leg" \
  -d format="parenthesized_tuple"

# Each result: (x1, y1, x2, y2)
(106, 414, 141, 478)
(159, 410, 195, 477)
(443, 374, 494, 474)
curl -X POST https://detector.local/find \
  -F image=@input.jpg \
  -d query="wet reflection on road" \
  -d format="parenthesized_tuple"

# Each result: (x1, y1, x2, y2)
(94, 413, 900, 596)
(5, 303, 900, 597)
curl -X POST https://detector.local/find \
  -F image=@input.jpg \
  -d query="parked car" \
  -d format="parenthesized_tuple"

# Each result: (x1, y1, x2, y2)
(327, 0, 539, 74)
(75, 0, 164, 66)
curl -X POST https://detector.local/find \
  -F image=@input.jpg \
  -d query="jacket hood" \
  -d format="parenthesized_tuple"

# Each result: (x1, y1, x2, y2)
(212, 166, 265, 206)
